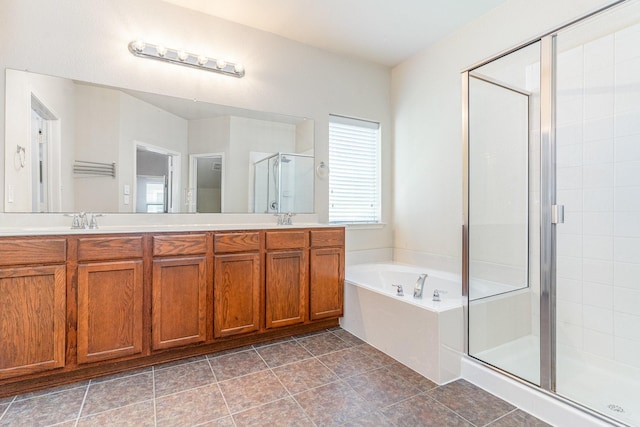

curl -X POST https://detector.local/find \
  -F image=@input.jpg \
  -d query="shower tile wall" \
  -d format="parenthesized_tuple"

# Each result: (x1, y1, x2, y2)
(556, 22, 640, 368)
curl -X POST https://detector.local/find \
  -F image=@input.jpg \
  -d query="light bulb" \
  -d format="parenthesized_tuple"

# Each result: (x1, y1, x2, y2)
(133, 40, 145, 52)
(215, 59, 227, 69)
(197, 55, 208, 66)
(234, 63, 245, 74)
(177, 50, 189, 61)
(156, 45, 167, 57)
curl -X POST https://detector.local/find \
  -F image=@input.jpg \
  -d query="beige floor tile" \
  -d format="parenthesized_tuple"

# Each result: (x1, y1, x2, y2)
(232, 396, 313, 426)
(294, 380, 374, 426)
(296, 331, 351, 356)
(154, 360, 216, 397)
(77, 400, 155, 427)
(81, 372, 153, 417)
(219, 370, 288, 414)
(256, 340, 313, 368)
(209, 349, 268, 381)
(273, 358, 339, 394)
(156, 384, 229, 427)
(0, 387, 85, 427)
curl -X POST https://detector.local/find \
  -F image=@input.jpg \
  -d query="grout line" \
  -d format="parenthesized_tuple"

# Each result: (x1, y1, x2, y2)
(151, 366, 157, 427)
(153, 356, 208, 372)
(0, 396, 15, 421)
(72, 398, 157, 422)
(253, 346, 318, 426)
(484, 407, 519, 426)
(74, 381, 91, 426)
(206, 356, 235, 426)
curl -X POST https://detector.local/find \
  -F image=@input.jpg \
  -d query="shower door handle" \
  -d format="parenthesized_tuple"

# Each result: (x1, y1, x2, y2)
(551, 204, 564, 224)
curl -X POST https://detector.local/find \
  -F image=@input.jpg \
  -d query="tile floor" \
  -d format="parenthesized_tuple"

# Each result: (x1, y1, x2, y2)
(0, 328, 550, 426)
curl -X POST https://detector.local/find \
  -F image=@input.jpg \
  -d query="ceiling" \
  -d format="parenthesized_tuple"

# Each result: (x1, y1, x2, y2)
(161, 0, 507, 67)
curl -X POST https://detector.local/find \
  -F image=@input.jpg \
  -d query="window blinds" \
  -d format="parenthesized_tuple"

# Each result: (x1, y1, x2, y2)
(329, 115, 380, 224)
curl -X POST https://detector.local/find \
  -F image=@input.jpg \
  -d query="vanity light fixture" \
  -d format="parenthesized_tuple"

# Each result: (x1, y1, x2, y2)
(128, 40, 245, 78)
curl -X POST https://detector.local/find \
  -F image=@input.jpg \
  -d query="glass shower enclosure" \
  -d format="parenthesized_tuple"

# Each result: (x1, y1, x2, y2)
(463, 1, 640, 425)
(253, 152, 314, 213)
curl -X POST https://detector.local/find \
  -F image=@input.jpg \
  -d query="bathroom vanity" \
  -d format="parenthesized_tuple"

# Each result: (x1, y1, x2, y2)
(0, 225, 344, 397)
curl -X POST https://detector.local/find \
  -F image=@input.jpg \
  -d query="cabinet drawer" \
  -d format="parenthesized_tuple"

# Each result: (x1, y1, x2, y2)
(0, 238, 66, 266)
(77, 236, 143, 261)
(214, 232, 260, 253)
(266, 231, 308, 250)
(153, 234, 207, 256)
(310, 229, 344, 248)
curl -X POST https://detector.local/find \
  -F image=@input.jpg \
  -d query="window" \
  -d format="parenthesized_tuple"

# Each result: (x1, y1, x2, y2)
(329, 115, 381, 224)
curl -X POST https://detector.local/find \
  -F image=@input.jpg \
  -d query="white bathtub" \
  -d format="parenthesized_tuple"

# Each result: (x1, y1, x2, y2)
(341, 262, 464, 384)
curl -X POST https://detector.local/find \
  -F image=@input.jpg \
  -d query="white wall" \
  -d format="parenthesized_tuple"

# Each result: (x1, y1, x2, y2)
(4, 70, 75, 212)
(391, 0, 616, 272)
(0, 0, 392, 252)
(74, 84, 121, 212)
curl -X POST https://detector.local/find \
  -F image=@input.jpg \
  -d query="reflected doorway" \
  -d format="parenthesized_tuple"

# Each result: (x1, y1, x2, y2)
(135, 143, 180, 213)
(188, 153, 224, 213)
(30, 95, 60, 212)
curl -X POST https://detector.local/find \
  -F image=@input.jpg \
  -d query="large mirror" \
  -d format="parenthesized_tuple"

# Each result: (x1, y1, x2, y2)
(4, 69, 314, 214)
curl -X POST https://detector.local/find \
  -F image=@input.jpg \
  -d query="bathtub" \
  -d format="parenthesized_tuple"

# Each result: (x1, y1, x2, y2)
(341, 262, 464, 384)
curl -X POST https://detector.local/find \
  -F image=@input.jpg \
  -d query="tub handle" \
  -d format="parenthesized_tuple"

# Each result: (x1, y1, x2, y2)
(392, 284, 404, 296)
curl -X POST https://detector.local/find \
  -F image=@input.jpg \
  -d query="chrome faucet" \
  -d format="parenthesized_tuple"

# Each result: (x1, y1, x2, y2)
(68, 212, 102, 229)
(392, 284, 404, 296)
(89, 213, 103, 229)
(413, 273, 428, 299)
(432, 289, 441, 302)
(275, 212, 295, 225)
(69, 212, 88, 229)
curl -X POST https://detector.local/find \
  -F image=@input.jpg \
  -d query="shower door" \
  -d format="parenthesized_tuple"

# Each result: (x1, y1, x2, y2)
(554, 2, 640, 424)
(466, 1, 640, 425)
(466, 41, 541, 385)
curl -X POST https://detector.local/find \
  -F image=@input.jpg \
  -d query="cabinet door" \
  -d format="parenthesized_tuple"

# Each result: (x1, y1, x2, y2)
(213, 253, 260, 338)
(152, 257, 207, 350)
(309, 247, 345, 320)
(0, 265, 66, 379)
(265, 250, 308, 329)
(77, 261, 143, 364)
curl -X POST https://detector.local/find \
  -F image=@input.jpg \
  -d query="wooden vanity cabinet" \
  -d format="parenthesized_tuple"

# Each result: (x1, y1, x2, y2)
(151, 234, 208, 350)
(213, 232, 261, 338)
(309, 229, 345, 320)
(265, 231, 309, 329)
(0, 226, 344, 397)
(76, 236, 144, 364)
(0, 239, 66, 380)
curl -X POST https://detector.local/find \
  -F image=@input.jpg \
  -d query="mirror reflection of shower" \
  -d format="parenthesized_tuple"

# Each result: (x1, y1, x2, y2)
(253, 152, 314, 213)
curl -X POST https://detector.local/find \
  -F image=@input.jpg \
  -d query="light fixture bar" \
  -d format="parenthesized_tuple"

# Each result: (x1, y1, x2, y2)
(128, 41, 245, 78)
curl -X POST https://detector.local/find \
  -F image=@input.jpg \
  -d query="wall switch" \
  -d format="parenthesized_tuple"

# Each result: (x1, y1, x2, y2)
(124, 195, 130, 205)
(124, 184, 130, 195)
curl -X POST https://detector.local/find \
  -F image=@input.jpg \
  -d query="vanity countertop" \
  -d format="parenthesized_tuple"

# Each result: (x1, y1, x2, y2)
(0, 213, 338, 236)
(0, 223, 338, 237)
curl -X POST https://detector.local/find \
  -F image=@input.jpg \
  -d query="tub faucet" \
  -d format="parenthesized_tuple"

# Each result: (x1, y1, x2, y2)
(413, 273, 428, 299)
(392, 284, 404, 296)
(432, 289, 441, 302)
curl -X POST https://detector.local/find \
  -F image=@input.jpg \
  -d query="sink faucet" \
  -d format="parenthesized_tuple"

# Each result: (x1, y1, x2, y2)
(275, 212, 295, 225)
(89, 213, 103, 229)
(413, 273, 428, 299)
(68, 212, 102, 229)
(69, 212, 88, 229)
